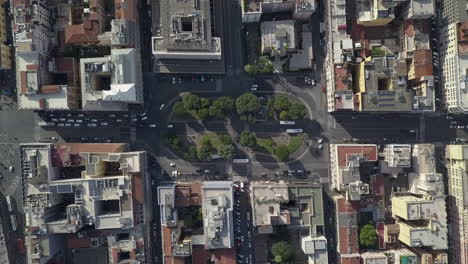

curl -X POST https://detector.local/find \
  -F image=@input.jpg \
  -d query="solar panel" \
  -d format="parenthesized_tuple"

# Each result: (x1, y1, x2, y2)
(57, 184, 73, 193)
(49, 185, 58, 193)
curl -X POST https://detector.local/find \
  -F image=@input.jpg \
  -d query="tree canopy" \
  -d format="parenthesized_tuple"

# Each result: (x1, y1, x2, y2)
(182, 93, 201, 110)
(271, 241, 293, 264)
(236, 93, 260, 116)
(288, 103, 307, 120)
(274, 96, 291, 112)
(240, 131, 257, 148)
(275, 146, 290, 161)
(359, 224, 377, 249)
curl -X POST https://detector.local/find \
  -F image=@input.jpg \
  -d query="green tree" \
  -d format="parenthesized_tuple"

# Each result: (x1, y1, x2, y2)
(359, 224, 378, 249)
(279, 111, 290, 120)
(271, 241, 292, 264)
(275, 146, 290, 161)
(236, 93, 260, 116)
(200, 98, 210, 108)
(198, 144, 213, 161)
(274, 96, 291, 112)
(219, 144, 235, 160)
(209, 104, 225, 120)
(244, 64, 259, 75)
(258, 56, 274, 73)
(185, 146, 199, 161)
(213, 96, 235, 114)
(173, 101, 187, 119)
(240, 131, 257, 148)
(197, 108, 210, 120)
(288, 103, 307, 120)
(218, 134, 233, 145)
(183, 93, 201, 110)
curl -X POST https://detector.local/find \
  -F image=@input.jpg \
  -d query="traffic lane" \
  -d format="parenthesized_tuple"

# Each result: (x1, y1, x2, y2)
(328, 128, 419, 143)
(333, 114, 420, 128)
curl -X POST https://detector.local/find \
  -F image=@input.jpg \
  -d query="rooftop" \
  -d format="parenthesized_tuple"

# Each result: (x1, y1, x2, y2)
(80, 48, 143, 111)
(261, 20, 296, 56)
(202, 182, 234, 249)
(21, 143, 145, 234)
(152, 0, 221, 61)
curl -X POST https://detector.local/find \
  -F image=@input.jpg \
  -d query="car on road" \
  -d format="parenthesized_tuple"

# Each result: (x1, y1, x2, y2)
(142, 116, 148, 121)
(149, 124, 157, 128)
(58, 123, 65, 127)
(59, 118, 66, 122)
(101, 122, 108, 126)
(159, 104, 165, 110)
(168, 124, 173, 128)
(318, 144, 324, 150)
(91, 119, 97, 122)
(76, 119, 83, 123)
(65, 123, 71, 127)
(74, 123, 81, 127)
(68, 119, 75, 122)
(172, 77, 176, 84)
(251, 84, 258, 91)
(87, 123, 97, 127)
(311, 79, 316, 86)
(317, 137, 324, 144)
(170, 162, 176, 167)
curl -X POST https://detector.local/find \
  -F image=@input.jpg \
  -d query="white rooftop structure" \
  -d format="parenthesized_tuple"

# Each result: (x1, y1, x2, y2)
(406, 0, 435, 19)
(361, 252, 388, 264)
(202, 181, 234, 249)
(290, 24, 313, 71)
(80, 48, 143, 111)
(250, 182, 290, 226)
(392, 195, 448, 250)
(301, 236, 328, 264)
(408, 144, 444, 196)
(20, 143, 145, 234)
(261, 20, 296, 56)
(383, 144, 412, 168)
(157, 184, 177, 227)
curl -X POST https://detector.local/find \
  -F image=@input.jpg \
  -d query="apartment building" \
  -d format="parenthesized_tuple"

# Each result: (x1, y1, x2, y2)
(0, 0, 10, 70)
(446, 145, 468, 264)
(241, 0, 316, 23)
(20, 143, 147, 264)
(157, 182, 236, 264)
(439, 0, 468, 112)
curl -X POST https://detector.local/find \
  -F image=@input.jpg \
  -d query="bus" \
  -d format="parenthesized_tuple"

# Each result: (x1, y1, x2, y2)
(5, 195, 13, 212)
(286, 129, 303, 134)
(10, 215, 17, 231)
(280, 121, 295, 125)
(38, 121, 55, 127)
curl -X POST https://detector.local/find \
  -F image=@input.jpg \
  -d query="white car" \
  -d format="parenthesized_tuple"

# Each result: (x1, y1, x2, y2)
(317, 137, 324, 144)
(159, 104, 165, 110)
(318, 144, 324, 150)
(167, 124, 173, 128)
(251, 84, 258, 91)
(172, 77, 176, 84)
(149, 124, 157, 128)
(311, 79, 316, 86)
(142, 116, 148, 121)
(170, 162, 176, 167)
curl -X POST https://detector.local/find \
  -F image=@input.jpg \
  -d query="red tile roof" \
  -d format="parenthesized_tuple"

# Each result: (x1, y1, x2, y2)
(372, 174, 385, 197)
(412, 49, 433, 78)
(404, 20, 415, 36)
(162, 226, 173, 258)
(212, 248, 237, 264)
(377, 222, 385, 249)
(335, 68, 350, 91)
(337, 145, 378, 167)
(131, 173, 144, 205)
(175, 183, 202, 207)
(64, 21, 100, 45)
(26, 64, 38, 71)
(338, 226, 359, 254)
(67, 235, 91, 249)
(341, 256, 361, 264)
(20, 71, 27, 95)
(40, 85, 61, 94)
(115, 0, 138, 22)
(336, 197, 360, 213)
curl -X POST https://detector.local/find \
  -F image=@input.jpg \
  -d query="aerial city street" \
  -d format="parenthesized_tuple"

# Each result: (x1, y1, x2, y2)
(0, 0, 465, 263)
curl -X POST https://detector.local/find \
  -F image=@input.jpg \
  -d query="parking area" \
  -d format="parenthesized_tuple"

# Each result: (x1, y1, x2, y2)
(233, 182, 255, 264)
